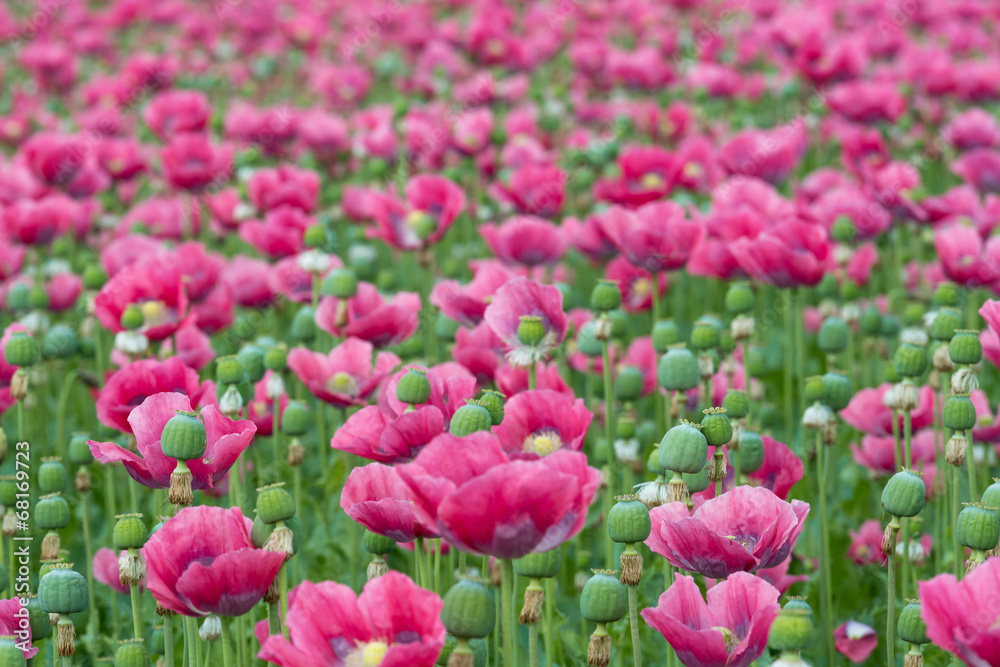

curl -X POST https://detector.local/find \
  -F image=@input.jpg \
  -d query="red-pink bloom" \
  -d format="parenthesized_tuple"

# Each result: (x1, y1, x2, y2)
(120, 196, 198, 240)
(919, 556, 1000, 665)
(332, 405, 444, 464)
(268, 255, 339, 304)
(604, 256, 670, 312)
(0, 597, 37, 659)
(492, 389, 592, 458)
(341, 463, 438, 541)
(755, 556, 809, 595)
(97, 138, 147, 181)
(315, 283, 420, 348)
(219, 258, 272, 309)
(827, 81, 907, 124)
(719, 123, 807, 185)
(258, 573, 445, 667)
(239, 206, 313, 259)
(616, 201, 705, 272)
(834, 622, 878, 663)
(747, 436, 804, 500)
(96, 357, 208, 434)
(143, 89, 210, 140)
(851, 428, 936, 476)
(944, 109, 1000, 152)
(101, 235, 164, 276)
(248, 165, 320, 214)
(143, 505, 284, 617)
(89, 392, 255, 492)
(2, 194, 77, 245)
(93, 547, 130, 595)
(161, 133, 233, 192)
(645, 486, 810, 579)
(368, 175, 465, 250)
(484, 277, 568, 367)
(452, 108, 493, 155)
(952, 149, 1000, 194)
(94, 253, 191, 341)
(595, 145, 678, 208)
(397, 433, 600, 559)
(732, 220, 830, 287)
(495, 362, 573, 397)
(480, 216, 569, 268)
(619, 337, 659, 397)
(204, 188, 245, 231)
(453, 321, 505, 384)
(935, 222, 1000, 286)
(287, 337, 400, 408)
(378, 363, 477, 428)
(492, 164, 566, 217)
(246, 371, 287, 437)
(20, 132, 91, 189)
(163, 321, 215, 371)
(431, 261, 516, 326)
(169, 242, 225, 303)
(297, 110, 349, 164)
(847, 519, 889, 566)
(841, 383, 936, 436)
(642, 572, 780, 667)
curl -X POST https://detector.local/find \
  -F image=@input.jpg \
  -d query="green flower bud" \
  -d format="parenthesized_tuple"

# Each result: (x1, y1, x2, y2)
(36, 494, 70, 530)
(614, 366, 644, 402)
(282, 401, 310, 436)
(303, 224, 328, 249)
(291, 307, 316, 342)
(739, 431, 765, 474)
(860, 306, 882, 336)
(42, 325, 79, 360)
(722, 391, 750, 419)
(591, 280, 622, 313)
(322, 269, 359, 299)
(768, 600, 814, 653)
(83, 265, 108, 290)
(930, 308, 962, 341)
(115, 638, 151, 667)
(362, 530, 396, 555)
(658, 346, 700, 391)
(514, 548, 561, 579)
(943, 395, 977, 431)
(700, 408, 732, 447)
(897, 600, 929, 645)
(841, 279, 861, 302)
(803, 376, 826, 404)
(651, 320, 680, 353)
(903, 302, 925, 327)
(237, 345, 266, 383)
(822, 371, 853, 411)
(27, 285, 49, 311)
(724, 282, 755, 314)
(264, 345, 288, 371)
(893, 342, 927, 378)
(831, 215, 856, 244)
(215, 355, 245, 385)
(949, 330, 982, 365)
(881, 469, 926, 518)
(659, 422, 708, 474)
(816, 273, 839, 300)
(5, 284, 28, 311)
(436, 314, 460, 342)
(39, 563, 89, 615)
(4, 332, 38, 367)
(121, 304, 145, 331)
(880, 314, 900, 339)
(38, 458, 68, 494)
(607, 496, 651, 544)
(690, 318, 720, 351)
(932, 282, 961, 308)
(479, 390, 505, 426)
(956, 503, 1000, 552)
(577, 322, 604, 357)
(817, 317, 849, 354)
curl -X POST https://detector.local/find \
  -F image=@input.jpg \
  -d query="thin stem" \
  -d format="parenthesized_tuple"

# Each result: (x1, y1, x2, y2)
(280, 565, 290, 640)
(272, 395, 281, 463)
(816, 433, 834, 667)
(953, 464, 963, 578)
(502, 559, 516, 667)
(80, 493, 98, 640)
(164, 613, 174, 667)
(782, 293, 794, 442)
(528, 363, 537, 391)
(543, 578, 555, 667)
(651, 271, 660, 320)
(602, 339, 615, 567)
(793, 287, 805, 446)
(130, 584, 143, 639)
(268, 600, 281, 636)
(529, 622, 539, 667)
(967, 428, 979, 501)
(901, 409, 913, 601)
(221, 616, 232, 667)
(55, 369, 77, 463)
(317, 398, 328, 475)
(627, 584, 642, 667)
(887, 551, 896, 667)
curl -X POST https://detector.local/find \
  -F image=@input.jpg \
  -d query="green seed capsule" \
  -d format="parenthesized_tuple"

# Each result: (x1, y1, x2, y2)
(396, 370, 432, 405)
(700, 408, 732, 447)
(722, 391, 750, 419)
(0, 477, 16, 507)
(120, 305, 145, 331)
(150, 626, 166, 655)
(516, 316, 546, 346)
(4, 332, 38, 367)
(659, 422, 709, 474)
(0, 635, 25, 666)
(956, 504, 1000, 551)
(690, 318, 720, 351)
(83, 265, 108, 290)
(949, 330, 982, 365)
(817, 317, 849, 354)
(646, 447, 665, 476)
(291, 307, 316, 342)
(115, 638, 151, 667)
(982, 479, 1000, 520)
(608, 496, 651, 544)
(614, 366, 645, 402)
(580, 571, 627, 624)
(768, 602, 814, 653)
(841, 279, 861, 302)
(658, 346, 700, 391)
(449, 402, 493, 436)
(436, 314, 460, 342)
(36, 494, 70, 530)
(215, 355, 245, 386)
(803, 376, 826, 404)
(256, 484, 295, 524)
(250, 515, 302, 555)
(479, 391, 506, 426)
(39, 564, 89, 614)
(38, 458, 68, 494)
(323, 269, 359, 299)
(237, 345, 266, 383)
(514, 548, 562, 579)
(822, 372, 853, 411)
(745, 346, 766, 378)
(113, 514, 148, 550)
(739, 431, 765, 474)
(943, 395, 977, 431)
(897, 601, 929, 645)
(362, 530, 396, 555)
(282, 401, 310, 436)
(68, 433, 94, 466)
(881, 470, 926, 518)
(929, 308, 962, 342)
(591, 280, 622, 313)
(5, 284, 28, 312)
(263, 346, 288, 372)
(880, 314, 901, 339)
(25, 595, 50, 640)
(933, 283, 960, 308)
(160, 412, 207, 461)
(651, 320, 680, 353)
(683, 461, 711, 494)
(577, 322, 604, 357)
(724, 282, 755, 314)
(437, 635, 488, 667)
(860, 306, 882, 336)
(42, 325, 79, 360)
(441, 579, 496, 639)
(893, 342, 927, 378)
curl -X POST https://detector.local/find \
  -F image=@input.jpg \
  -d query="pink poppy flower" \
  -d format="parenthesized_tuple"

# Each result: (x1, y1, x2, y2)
(431, 260, 517, 326)
(20, 132, 89, 187)
(267, 255, 340, 304)
(919, 556, 1000, 666)
(595, 145, 679, 208)
(368, 175, 465, 251)
(492, 164, 566, 217)
(119, 196, 197, 241)
(756, 556, 809, 595)
(332, 405, 444, 464)
(246, 371, 288, 437)
(480, 216, 569, 268)
(563, 210, 626, 264)
(452, 107, 493, 155)
(89, 391, 255, 493)
(97, 138, 147, 183)
(315, 283, 420, 348)
(645, 486, 810, 579)
(484, 277, 568, 367)
(45, 272, 83, 311)
(840, 383, 936, 437)
(190, 283, 235, 335)
(952, 148, 1000, 194)
(341, 463, 438, 541)
(258, 572, 445, 667)
(297, 109, 349, 164)
(247, 165, 320, 214)
(719, 123, 806, 185)
(944, 109, 1000, 152)
(93, 547, 130, 595)
(935, 222, 1000, 286)
(847, 519, 888, 566)
(747, 436, 804, 500)
(851, 429, 936, 476)
(287, 337, 400, 408)
(492, 389, 592, 458)
(453, 321, 505, 384)
(604, 256, 670, 312)
(168, 242, 225, 303)
(981, 328, 1000, 368)
(222, 257, 275, 308)
(2, 194, 77, 245)
(96, 357, 209, 434)
(143, 89, 211, 140)
(827, 81, 906, 124)
(377, 363, 477, 427)
(204, 188, 245, 231)
(732, 219, 830, 288)
(100, 235, 164, 276)
(0, 243, 25, 282)
(0, 597, 37, 659)
(834, 622, 878, 663)
(161, 133, 233, 192)
(162, 321, 215, 371)
(642, 572, 780, 667)
(94, 252, 191, 341)
(239, 206, 313, 259)
(495, 362, 573, 397)
(143, 505, 284, 617)
(617, 201, 705, 273)
(397, 432, 600, 559)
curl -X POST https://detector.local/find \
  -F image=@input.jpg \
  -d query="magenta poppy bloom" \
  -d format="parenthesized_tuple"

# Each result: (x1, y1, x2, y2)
(484, 277, 568, 367)
(120, 196, 196, 240)
(756, 556, 809, 596)
(397, 432, 600, 559)
(96, 357, 209, 434)
(20, 132, 90, 187)
(563, 210, 625, 264)
(332, 405, 444, 464)
(93, 547, 130, 595)
(94, 253, 191, 341)
(453, 321, 505, 384)
(480, 216, 570, 268)
(368, 175, 465, 251)
(44, 272, 83, 312)
(246, 371, 287, 437)
(161, 133, 233, 192)
(143, 505, 284, 617)
(143, 89, 210, 140)
(732, 220, 830, 288)
(315, 283, 420, 348)
(287, 337, 400, 408)
(431, 260, 517, 326)
(169, 242, 225, 303)
(620, 337, 659, 397)
(495, 362, 573, 397)
(341, 463, 438, 542)
(847, 519, 889, 566)
(642, 572, 780, 667)
(258, 572, 445, 667)
(595, 145, 679, 208)
(952, 148, 1000, 194)
(827, 81, 907, 124)
(645, 486, 810, 579)
(268, 255, 340, 304)
(981, 298, 1000, 337)
(191, 283, 235, 335)
(89, 391, 255, 493)
(604, 256, 670, 312)
(2, 194, 77, 245)
(944, 109, 1000, 152)
(453, 107, 493, 155)
(0, 243, 25, 282)
(834, 621, 878, 663)
(919, 556, 1000, 666)
(492, 164, 566, 217)
(378, 363, 477, 427)
(616, 201, 705, 273)
(719, 123, 806, 185)
(493, 389, 592, 458)
(935, 222, 1000, 286)
(247, 165, 320, 214)
(239, 206, 314, 259)
(746, 436, 803, 501)
(840, 383, 936, 437)
(0, 597, 37, 659)
(851, 428, 936, 476)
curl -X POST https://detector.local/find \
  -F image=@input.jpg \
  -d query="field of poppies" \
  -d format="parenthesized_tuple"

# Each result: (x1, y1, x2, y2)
(2, 0, 1000, 665)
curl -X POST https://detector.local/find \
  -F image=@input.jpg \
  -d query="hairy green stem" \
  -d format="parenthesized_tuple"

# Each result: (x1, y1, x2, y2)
(815, 433, 834, 667)
(602, 339, 615, 567)
(502, 559, 516, 667)
(627, 584, 641, 667)
(220, 616, 233, 667)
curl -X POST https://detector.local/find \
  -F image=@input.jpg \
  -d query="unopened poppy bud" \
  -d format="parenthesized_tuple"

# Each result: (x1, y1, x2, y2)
(263, 345, 288, 372)
(614, 366, 644, 402)
(4, 332, 38, 368)
(516, 316, 546, 347)
(949, 330, 982, 365)
(859, 306, 882, 336)
(768, 598, 814, 653)
(282, 402, 310, 436)
(817, 317, 849, 354)
(929, 307, 962, 341)
(651, 319, 679, 353)
(590, 280, 621, 313)
(722, 390, 749, 419)
(115, 637, 150, 667)
(690, 318, 720, 351)
(449, 401, 493, 436)
(724, 282, 755, 314)
(479, 390, 505, 426)
(658, 345, 699, 391)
